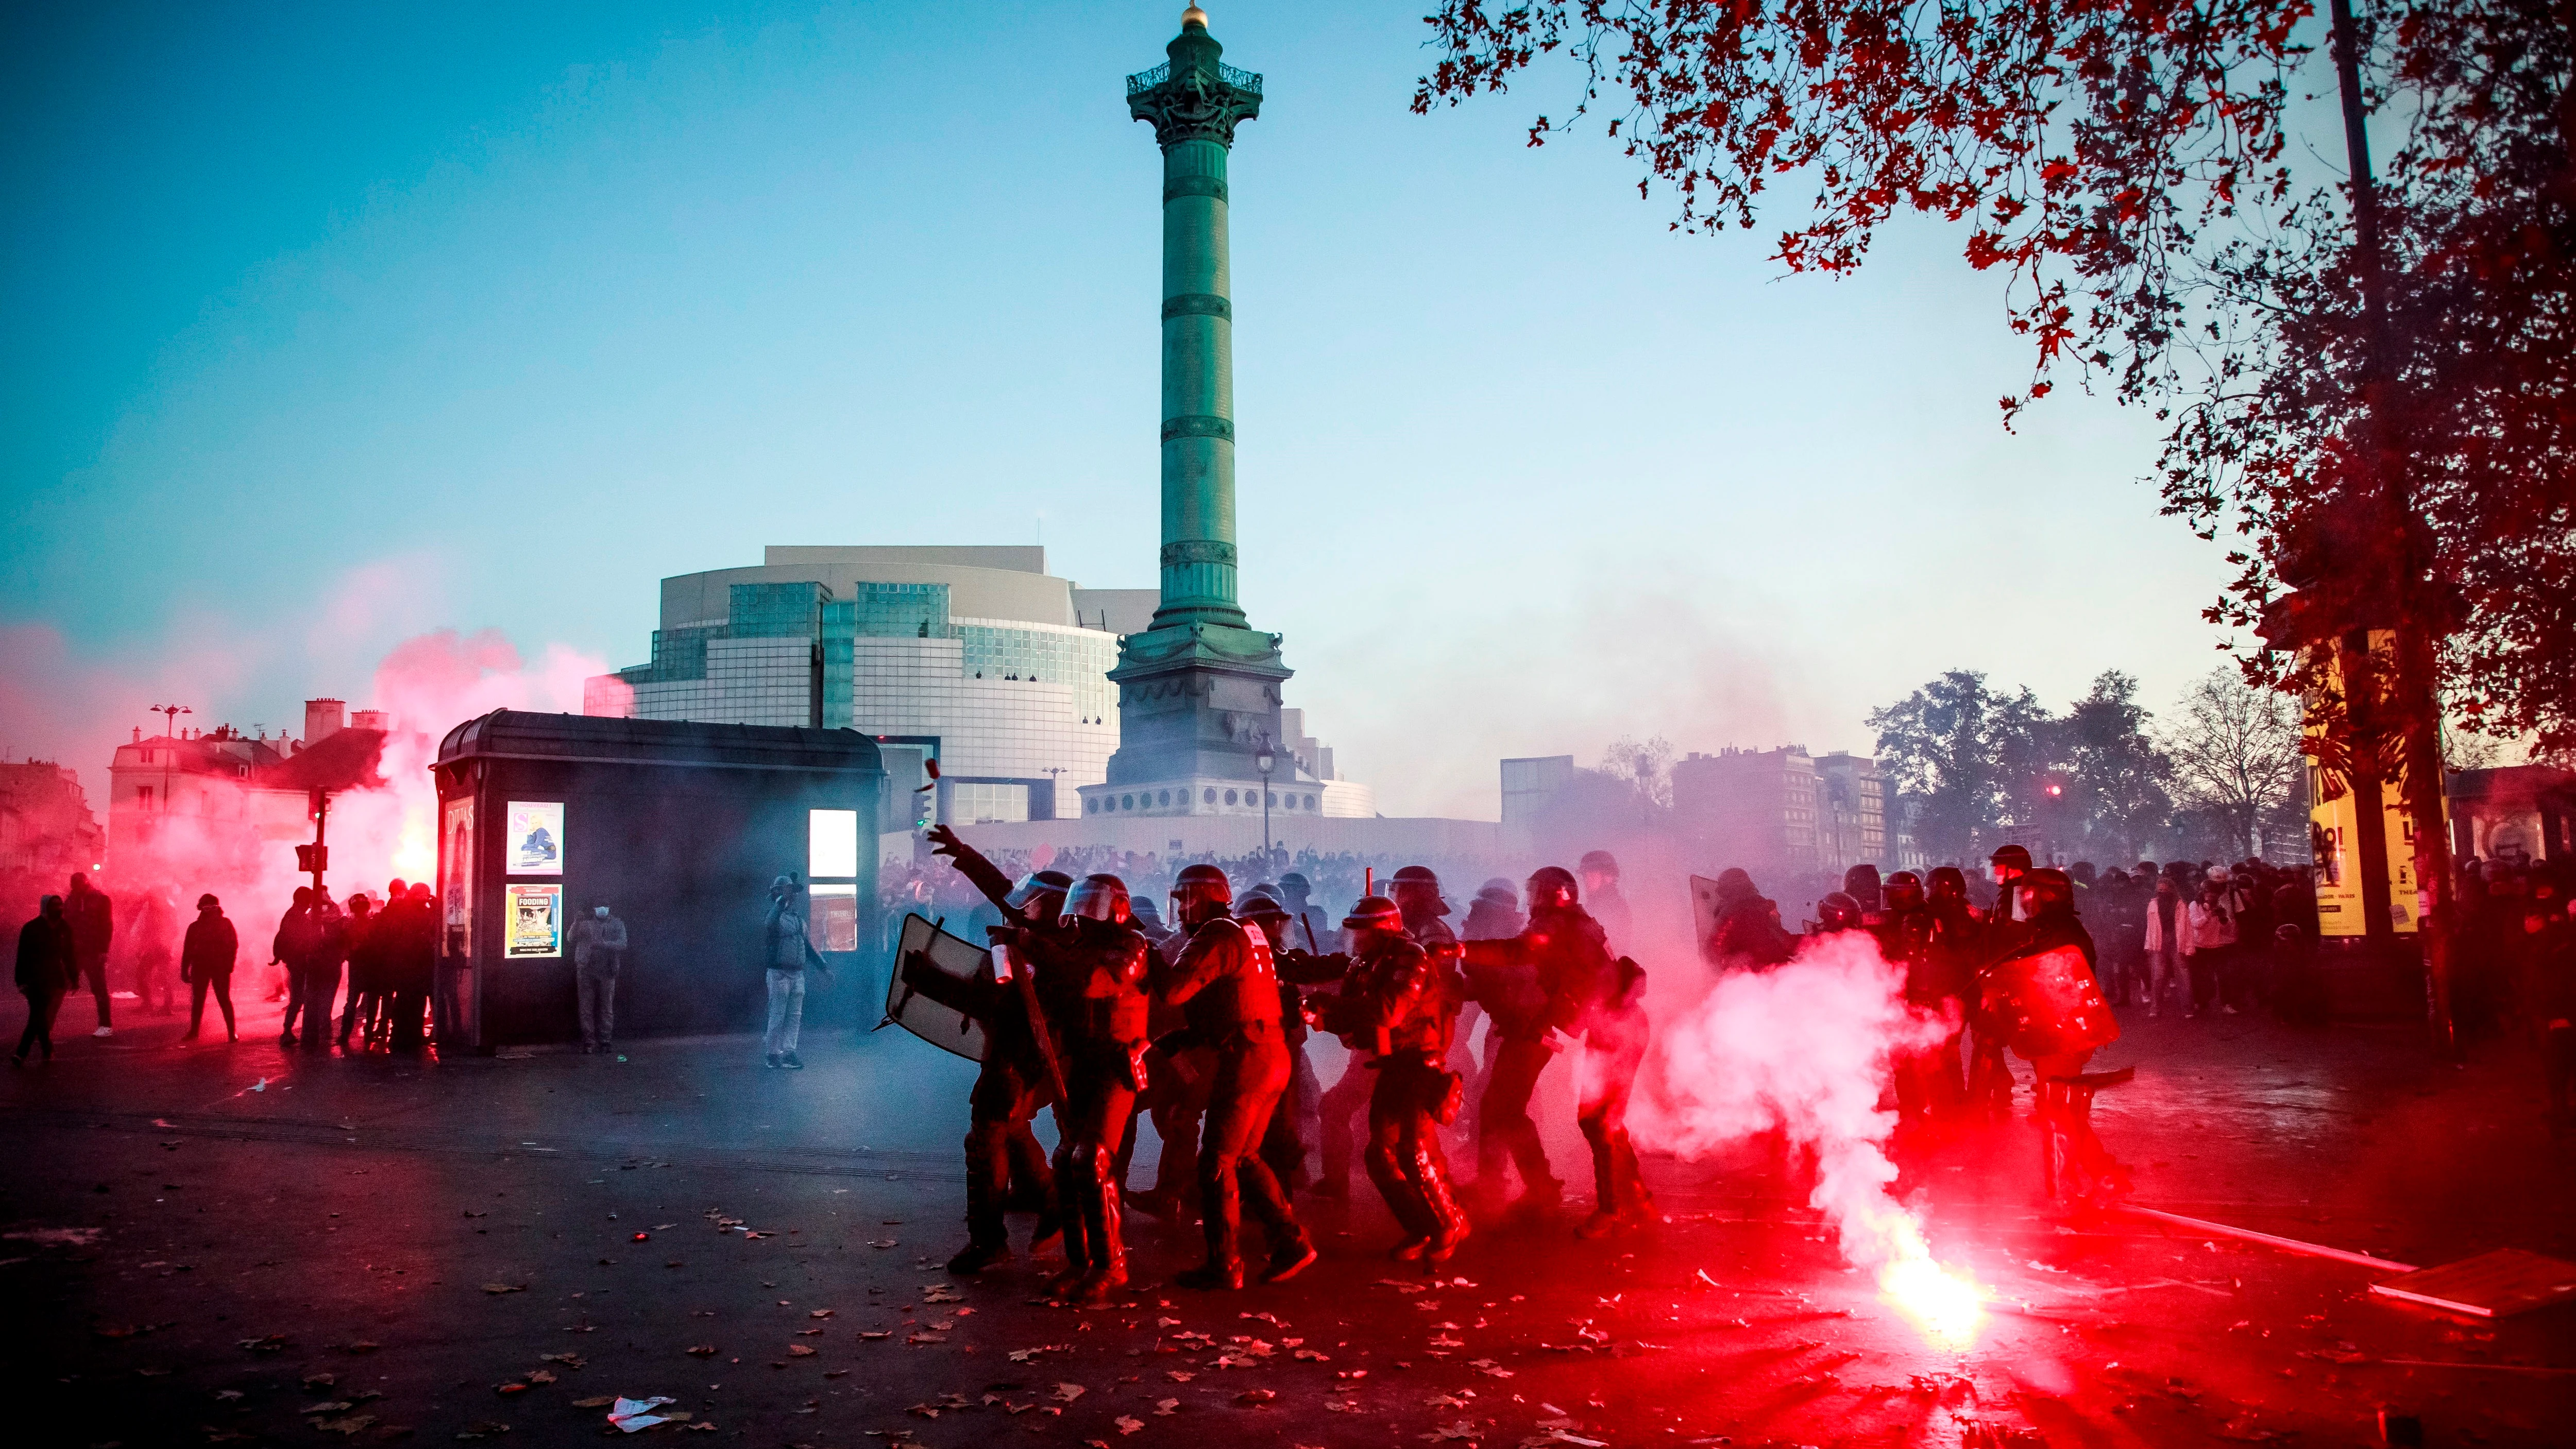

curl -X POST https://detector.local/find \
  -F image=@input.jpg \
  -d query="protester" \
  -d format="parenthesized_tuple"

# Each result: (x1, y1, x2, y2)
(382, 883, 436, 1053)
(296, 894, 348, 1052)
(132, 889, 179, 1017)
(761, 876, 826, 1069)
(569, 902, 629, 1054)
(180, 894, 240, 1044)
(2141, 872, 2188, 1018)
(273, 888, 317, 1046)
(13, 895, 76, 1066)
(2182, 873, 2240, 1017)
(66, 871, 114, 1038)
(337, 894, 382, 1052)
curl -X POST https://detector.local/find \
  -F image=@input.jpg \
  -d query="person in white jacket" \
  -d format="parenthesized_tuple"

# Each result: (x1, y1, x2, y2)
(2139, 873, 2188, 1017)
(2181, 874, 2240, 1017)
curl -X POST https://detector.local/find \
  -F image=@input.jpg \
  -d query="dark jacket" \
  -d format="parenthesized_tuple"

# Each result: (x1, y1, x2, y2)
(1321, 934, 1454, 1060)
(1462, 905, 1615, 1041)
(65, 884, 113, 962)
(16, 912, 76, 994)
(1160, 916, 1281, 1036)
(182, 914, 240, 983)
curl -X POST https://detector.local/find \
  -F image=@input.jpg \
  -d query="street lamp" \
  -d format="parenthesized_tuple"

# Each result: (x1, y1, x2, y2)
(1255, 737, 1277, 864)
(150, 704, 191, 824)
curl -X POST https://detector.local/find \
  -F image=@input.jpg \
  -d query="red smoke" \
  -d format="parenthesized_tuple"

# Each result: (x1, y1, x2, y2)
(1634, 929, 1985, 1348)
(99, 629, 624, 926)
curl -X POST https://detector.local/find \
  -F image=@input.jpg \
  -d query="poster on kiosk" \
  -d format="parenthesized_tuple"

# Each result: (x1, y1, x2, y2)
(506, 800, 564, 875)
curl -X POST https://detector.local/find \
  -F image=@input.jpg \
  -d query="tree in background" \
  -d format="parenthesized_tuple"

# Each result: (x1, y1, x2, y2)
(2161, 667, 2307, 861)
(2061, 671, 2178, 864)
(1417, 0, 2574, 1050)
(1874, 669, 2178, 865)
(1868, 671, 2044, 864)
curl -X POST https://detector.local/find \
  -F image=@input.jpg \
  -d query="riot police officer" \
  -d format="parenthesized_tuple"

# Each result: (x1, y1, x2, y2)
(925, 825, 1069, 1275)
(1159, 866, 1317, 1289)
(1461, 866, 1617, 1225)
(1039, 872, 1155, 1303)
(1312, 895, 1469, 1266)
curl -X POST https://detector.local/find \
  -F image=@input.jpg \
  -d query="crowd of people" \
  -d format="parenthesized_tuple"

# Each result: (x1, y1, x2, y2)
(8, 871, 445, 1063)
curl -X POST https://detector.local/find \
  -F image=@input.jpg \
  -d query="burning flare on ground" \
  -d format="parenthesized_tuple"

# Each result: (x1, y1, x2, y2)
(1635, 929, 1987, 1351)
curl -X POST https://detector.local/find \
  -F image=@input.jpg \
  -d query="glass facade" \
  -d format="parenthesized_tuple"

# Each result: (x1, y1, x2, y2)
(605, 577, 1119, 819)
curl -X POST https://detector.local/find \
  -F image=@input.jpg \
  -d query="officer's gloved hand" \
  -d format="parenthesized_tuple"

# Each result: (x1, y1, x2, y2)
(925, 824, 967, 860)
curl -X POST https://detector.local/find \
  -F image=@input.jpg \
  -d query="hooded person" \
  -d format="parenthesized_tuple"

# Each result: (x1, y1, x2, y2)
(568, 902, 630, 1053)
(180, 894, 240, 1044)
(1156, 866, 1317, 1290)
(1308, 895, 1469, 1266)
(64, 872, 114, 1037)
(13, 895, 76, 1065)
(922, 824, 1072, 1276)
(273, 887, 321, 1045)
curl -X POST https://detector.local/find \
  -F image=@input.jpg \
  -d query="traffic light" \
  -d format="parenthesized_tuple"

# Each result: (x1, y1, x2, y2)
(295, 843, 329, 874)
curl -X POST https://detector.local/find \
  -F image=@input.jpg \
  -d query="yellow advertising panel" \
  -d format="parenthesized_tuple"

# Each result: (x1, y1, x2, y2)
(2303, 630, 2445, 938)
(506, 883, 563, 959)
(2308, 764, 2425, 937)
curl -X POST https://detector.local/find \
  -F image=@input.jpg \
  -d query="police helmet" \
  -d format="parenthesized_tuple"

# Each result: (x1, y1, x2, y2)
(1061, 873, 1132, 926)
(2019, 867, 2075, 914)
(1475, 877, 1518, 908)
(1342, 895, 1403, 932)
(1883, 871, 1924, 910)
(1525, 865, 1580, 911)
(1990, 844, 2033, 873)
(1173, 862, 1233, 907)
(1578, 849, 1620, 880)
(1005, 869, 1075, 915)
(197, 893, 221, 911)
(1237, 885, 1291, 923)
(1817, 891, 1866, 932)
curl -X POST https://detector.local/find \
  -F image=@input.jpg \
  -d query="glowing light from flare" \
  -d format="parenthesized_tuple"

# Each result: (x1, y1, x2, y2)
(1874, 1215, 1985, 1352)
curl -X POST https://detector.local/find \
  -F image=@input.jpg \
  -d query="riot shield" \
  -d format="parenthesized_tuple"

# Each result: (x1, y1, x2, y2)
(880, 913, 991, 1062)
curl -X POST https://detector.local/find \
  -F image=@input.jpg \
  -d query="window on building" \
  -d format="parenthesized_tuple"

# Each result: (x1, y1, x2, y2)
(806, 808, 861, 953)
(138, 786, 155, 810)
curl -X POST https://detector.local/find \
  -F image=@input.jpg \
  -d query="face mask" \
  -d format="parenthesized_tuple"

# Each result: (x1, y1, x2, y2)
(595, 908, 609, 918)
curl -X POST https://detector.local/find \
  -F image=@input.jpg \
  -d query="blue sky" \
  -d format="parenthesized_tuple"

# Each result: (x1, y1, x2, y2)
(5, 1, 2244, 817)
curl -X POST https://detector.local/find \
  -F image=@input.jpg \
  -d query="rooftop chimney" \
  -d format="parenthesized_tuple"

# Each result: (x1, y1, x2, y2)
(304, 698, 347, 745)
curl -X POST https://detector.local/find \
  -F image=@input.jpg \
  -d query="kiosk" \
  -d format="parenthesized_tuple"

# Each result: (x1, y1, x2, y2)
(431, 710, 884, 1050)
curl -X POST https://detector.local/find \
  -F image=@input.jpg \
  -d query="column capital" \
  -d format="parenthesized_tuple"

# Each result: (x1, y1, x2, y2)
(1126, 16, 1261, 148)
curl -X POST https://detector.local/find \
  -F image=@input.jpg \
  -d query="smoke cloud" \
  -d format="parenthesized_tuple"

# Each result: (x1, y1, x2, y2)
(1633, 929, 1974, 1330)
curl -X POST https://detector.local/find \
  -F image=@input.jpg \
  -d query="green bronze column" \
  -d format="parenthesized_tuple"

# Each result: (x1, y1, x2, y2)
(1093, 5, 1290, 802)
(1127, 6, 1261, 630)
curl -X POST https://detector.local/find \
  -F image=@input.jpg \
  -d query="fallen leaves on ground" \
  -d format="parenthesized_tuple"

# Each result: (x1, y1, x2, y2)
(1234, 1389, 1277, 1407)
(480, 1283, 524, 1295)
(239, 1335, 290, 1354)
(686, 1344, 719, 1357)
(541, 1353, 584, 1368)
(1051, 1384, 1086, 1403)
(787, 1345, 818, 1357)
(1114, 1416, 1144, 1435)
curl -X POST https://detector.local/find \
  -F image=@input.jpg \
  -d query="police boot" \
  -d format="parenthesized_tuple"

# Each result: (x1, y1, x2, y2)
(1260, 1229, 1319, 1284)
(1073, 1150, 1129, 1305)
(1047, 1153, 1093, 1299)
(947, 1240, 1011, 1275)
(1178, 1208, 1246, 1291)
(1416, 1143, 1471, 1266)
